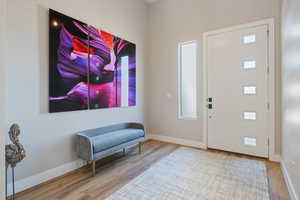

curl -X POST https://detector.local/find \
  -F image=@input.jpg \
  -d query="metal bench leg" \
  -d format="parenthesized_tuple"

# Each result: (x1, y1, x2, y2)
(139, 142, 142, 154)
(92, 160, 96, 176)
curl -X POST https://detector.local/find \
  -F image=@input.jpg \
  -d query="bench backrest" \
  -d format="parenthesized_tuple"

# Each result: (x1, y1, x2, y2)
(78, 123, 144, 138)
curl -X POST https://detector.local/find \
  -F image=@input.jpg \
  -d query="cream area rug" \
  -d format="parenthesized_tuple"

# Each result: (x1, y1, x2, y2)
(106, 147, 270, 200)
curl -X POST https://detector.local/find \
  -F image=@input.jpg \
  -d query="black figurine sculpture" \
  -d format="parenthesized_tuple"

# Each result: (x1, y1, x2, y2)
(5, 124, 26, 200)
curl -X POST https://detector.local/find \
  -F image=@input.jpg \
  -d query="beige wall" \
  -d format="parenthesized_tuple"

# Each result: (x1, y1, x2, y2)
(4, 0, 148, 184)
(147, 0, 282, 154)
(1, 0, 7, 198)
(282, 0, 300, 198)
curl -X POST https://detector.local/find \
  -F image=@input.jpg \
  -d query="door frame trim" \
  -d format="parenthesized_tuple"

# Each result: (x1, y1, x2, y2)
(202, 18, 276, 160)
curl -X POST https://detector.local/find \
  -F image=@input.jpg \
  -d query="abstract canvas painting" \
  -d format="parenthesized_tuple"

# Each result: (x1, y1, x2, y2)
(49, 9, 136, 113)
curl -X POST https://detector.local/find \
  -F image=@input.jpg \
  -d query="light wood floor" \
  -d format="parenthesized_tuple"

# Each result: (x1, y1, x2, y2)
(13, 140, 290, 200)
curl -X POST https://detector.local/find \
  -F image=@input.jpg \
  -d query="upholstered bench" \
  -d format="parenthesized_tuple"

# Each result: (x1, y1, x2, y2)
(76, 123, 145, 176)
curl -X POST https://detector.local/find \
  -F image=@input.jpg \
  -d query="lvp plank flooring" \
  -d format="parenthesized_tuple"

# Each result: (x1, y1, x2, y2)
(12, 140, 290, 200)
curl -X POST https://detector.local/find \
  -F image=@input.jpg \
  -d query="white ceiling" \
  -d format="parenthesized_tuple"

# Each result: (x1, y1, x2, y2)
(144, 0, 160, 4)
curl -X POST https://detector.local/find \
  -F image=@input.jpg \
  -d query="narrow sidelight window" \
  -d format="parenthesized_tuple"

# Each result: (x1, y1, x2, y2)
(178, 41, 197, 119)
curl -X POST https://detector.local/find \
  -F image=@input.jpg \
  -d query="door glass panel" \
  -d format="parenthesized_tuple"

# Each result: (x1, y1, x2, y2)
(243, 60, 256, 69)
(243, 86, 256, 95)
(243, 112, 256, 120)
(243, 34, 256, 44)
(244, 137, 257, 146)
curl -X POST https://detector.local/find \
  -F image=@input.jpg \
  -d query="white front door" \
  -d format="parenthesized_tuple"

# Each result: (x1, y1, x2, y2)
(207, 24, 269, 158)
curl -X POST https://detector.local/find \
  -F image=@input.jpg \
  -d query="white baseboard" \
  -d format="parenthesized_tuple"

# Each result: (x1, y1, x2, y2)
(7, 159, 86, 196)
(281, 161, 299, 200)
(147, 134, 206, 149)
(269, 154, 281, 162)
(148, 134, 283, 161)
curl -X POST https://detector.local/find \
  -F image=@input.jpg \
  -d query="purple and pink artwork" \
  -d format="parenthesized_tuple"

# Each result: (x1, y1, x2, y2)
(49, 9, 136, 112)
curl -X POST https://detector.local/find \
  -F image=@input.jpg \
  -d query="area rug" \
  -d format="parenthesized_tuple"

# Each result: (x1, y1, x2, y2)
(106, 147, 270, 200)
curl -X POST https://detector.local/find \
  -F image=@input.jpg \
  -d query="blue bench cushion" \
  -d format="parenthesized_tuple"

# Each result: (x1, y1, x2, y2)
(91, 129, 145, 153)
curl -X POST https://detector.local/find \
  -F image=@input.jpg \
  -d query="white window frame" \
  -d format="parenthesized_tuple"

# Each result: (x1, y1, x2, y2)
(178, 40, 198, 120)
